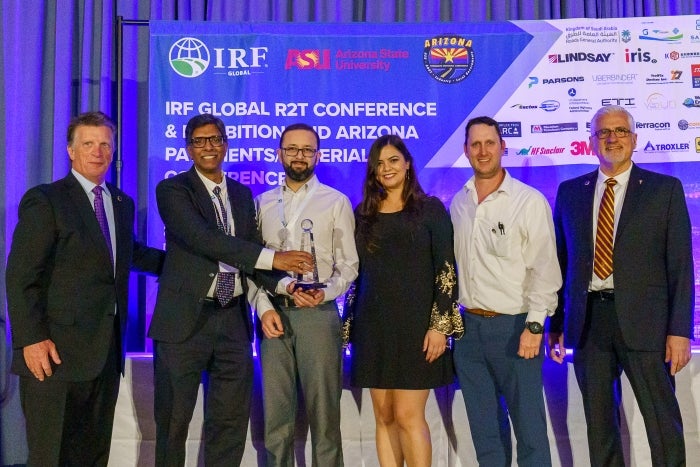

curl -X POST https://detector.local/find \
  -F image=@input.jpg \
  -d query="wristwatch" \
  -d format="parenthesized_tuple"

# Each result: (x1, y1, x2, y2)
(526, 321, 543, 334)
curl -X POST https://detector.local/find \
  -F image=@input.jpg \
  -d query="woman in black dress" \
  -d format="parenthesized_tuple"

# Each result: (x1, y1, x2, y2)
(345, 135, 463, 466)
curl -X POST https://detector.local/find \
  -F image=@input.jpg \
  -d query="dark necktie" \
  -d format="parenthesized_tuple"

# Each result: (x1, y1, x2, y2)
(213, 186, 236, 306)
(593, 178, 617, 279)
(93, 186, 113, 265)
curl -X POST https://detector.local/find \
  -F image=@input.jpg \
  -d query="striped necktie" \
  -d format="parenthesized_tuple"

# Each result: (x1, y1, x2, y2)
(593, 178, 617, 279)
(213, 186, 236, 306)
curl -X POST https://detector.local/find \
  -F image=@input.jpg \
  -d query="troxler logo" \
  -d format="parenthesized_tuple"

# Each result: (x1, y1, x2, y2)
(422, 35, 475, 84)
(169, 37, 210, 78)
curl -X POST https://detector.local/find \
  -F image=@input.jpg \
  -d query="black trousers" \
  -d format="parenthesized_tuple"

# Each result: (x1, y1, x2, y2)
(19, 324, 121, 467)
(573, 294, 685, 467)
(153, 298, 253, 467)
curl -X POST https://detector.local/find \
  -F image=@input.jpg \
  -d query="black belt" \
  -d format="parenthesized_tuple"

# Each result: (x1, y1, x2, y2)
(588, 290, 615, 301)
(201, 296, 242, 309)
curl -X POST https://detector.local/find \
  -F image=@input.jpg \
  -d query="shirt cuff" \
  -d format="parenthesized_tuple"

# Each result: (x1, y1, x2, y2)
(255, 247, 275, 270)
(276, 276, 295, 295)
(526, 310, 549, 325)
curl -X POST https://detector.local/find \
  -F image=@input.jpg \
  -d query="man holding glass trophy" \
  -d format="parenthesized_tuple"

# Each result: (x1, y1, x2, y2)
(254, 123, 359, 466)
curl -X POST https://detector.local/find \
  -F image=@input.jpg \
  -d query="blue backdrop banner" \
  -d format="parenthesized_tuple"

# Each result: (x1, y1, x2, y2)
(149, 17, 700, 344)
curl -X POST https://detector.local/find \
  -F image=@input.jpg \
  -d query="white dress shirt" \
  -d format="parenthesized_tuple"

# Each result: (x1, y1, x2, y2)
(589, 164, 632, 291)
(253, 175, 359, 317)
(450, 170, 562, 325)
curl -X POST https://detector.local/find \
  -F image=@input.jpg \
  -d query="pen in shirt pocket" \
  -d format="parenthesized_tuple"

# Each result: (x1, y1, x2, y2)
(498, 222, 505, 235)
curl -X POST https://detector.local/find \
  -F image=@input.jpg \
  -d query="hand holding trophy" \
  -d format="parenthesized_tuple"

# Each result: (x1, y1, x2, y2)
(296, 218, 326, 291)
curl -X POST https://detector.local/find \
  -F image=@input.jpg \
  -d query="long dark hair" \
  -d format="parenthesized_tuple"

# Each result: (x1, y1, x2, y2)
(356, 135, 426, 252)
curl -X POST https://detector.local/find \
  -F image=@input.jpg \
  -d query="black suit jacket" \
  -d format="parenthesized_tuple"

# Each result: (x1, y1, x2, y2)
(149, 166, 280, 343)
(551, 164, 694, 351)
(6, 172, 164, 380)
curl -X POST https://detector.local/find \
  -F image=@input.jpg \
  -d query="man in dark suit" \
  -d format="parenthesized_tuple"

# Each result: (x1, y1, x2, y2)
(5, 111, 164, 466)
(149, 114, 312, 466)
(547, 105, 693, 466)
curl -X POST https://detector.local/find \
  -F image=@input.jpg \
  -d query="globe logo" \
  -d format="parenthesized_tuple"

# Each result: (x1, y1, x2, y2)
(169, 37, 210, 78)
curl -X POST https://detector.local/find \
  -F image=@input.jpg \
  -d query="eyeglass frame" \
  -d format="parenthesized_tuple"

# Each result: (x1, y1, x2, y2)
(592, 127, 634, 139)
(188, 135, 226, 148)
(280, 146, 318, 159)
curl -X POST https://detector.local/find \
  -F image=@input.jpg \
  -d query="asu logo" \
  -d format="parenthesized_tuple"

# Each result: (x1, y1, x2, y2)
(285, 50, 331, 70)
(422, 35, 475, 84)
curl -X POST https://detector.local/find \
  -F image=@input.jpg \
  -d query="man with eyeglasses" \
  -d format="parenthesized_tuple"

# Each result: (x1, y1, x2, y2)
(547, 105, 693, 466)
(253, 123, 358, 466)
(149, 114, 313, 466)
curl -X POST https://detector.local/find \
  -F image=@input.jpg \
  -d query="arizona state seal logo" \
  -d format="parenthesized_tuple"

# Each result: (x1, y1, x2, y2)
(423, 35, 475, 84)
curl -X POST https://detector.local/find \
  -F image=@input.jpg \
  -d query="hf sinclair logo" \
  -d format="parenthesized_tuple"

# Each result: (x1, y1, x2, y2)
(169, 37, 210, 78)
(423, 35, 475, 84)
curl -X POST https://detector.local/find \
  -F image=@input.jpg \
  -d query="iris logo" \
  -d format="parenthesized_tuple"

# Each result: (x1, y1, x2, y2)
(169, 37, 210, 78)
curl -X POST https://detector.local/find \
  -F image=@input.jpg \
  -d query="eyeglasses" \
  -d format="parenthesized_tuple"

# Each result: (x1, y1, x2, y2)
(281, 147, 317, 158)
(593, 128, 633, 139)
(189, 135, 225, 148)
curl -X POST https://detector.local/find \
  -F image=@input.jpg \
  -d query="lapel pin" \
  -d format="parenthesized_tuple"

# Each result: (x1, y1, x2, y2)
(117, 195, 122, 202)
(584, 180, 590, 186)
(639, 180, 643, 185)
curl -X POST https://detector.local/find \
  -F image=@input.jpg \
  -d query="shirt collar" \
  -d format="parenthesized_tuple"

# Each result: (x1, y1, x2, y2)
(72, 169, 110, 197)
(464, 169, 513, 198)
(194, 168, 226, 195)
(283, 174, 319, 194)
(596, 162, 633, 188)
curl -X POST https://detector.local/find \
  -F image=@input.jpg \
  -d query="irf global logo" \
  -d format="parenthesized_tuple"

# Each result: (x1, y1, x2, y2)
(168, 37, 269, 78)
(285, 50, 331, 70)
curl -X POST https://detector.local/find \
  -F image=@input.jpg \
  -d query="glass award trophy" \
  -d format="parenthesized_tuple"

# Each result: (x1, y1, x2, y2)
(296, 218, 326, 290)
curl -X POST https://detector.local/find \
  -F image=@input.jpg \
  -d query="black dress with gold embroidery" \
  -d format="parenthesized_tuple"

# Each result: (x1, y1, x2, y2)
(347, 196, 463, 389)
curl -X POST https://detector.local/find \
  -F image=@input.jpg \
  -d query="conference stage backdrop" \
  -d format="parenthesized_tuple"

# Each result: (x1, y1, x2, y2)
(149, 17, 700, 345)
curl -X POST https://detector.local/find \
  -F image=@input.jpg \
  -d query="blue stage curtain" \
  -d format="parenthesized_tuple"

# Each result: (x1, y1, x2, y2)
(1, 1, 699, 465)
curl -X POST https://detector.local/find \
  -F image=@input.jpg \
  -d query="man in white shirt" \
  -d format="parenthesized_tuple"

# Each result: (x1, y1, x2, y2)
(450, 116, 562, 466)
(255, 123, 359, 467)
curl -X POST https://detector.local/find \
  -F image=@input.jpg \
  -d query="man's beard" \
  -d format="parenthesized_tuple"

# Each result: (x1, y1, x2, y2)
(284, 163, 315, 182)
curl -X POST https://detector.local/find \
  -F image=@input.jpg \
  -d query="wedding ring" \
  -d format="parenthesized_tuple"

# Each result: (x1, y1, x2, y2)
(298, 261, 302, 268)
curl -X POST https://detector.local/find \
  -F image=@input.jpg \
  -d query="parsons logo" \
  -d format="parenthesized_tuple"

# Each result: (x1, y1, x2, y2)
(285, 50, 331, 70)
(169, 37, 210, 78)
(422, 35, 475, 84)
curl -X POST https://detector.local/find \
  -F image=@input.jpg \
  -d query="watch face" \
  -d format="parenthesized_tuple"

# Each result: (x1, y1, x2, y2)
(527, 322, 543, 334)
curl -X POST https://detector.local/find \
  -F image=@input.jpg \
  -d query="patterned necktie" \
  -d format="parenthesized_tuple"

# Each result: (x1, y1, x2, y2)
(593, 178, 617, 279)
(92, 186, 113, 265)
(213, 186, 236, 306)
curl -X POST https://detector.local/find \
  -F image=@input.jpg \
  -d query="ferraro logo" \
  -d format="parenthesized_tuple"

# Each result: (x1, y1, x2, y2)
(169, 37, 210, 78)
(423, 35, 475, 84)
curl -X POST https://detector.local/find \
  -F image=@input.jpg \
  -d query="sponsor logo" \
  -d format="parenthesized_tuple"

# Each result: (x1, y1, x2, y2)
(601, 97, 635, 107)
(692, 64, 700, 88)
(543, 76, 584, 84)
(285, 50, 331, 70)
(665, 51, 700, 60)
(645, 70, 684, 85)
(510, 103, 540, 110)
(591, 73, 638, 85)
(643, 141, 691, 153)
(565, 26, 619, 44)
(531, 122, 578, 133)
(636, 121, 671, 130)
(569, 96, 593, 113)
(621, 30, 632, 43)
(691, 34, 700, 44)
(639, 27, 683, 43)
(682, 96, 700, 108)
(696, 137, 700, 152)
(568, 88, 577, 97)
(625, 48, 656, 63)
(499, 122, 522, 137)
(676, 120, 700, 130)
(645, 93, 677, 110)
(509, 145, 566, 156)
(423, 35, 475, 84)
(570, 140, 594, 156)
(528, 76, 539, 88)
(169, 37, 210, 78)
(540, 100, 560, 112)
(549, 52, 613, 63)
